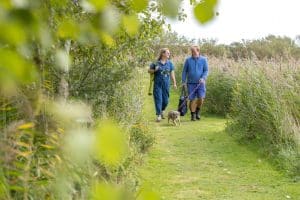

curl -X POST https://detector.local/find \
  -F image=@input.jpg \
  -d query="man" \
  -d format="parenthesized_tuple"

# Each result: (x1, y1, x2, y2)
(182, 46, 208, 121)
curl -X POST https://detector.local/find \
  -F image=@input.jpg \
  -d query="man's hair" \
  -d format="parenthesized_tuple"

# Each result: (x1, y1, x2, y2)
(190, 45, 200, 52)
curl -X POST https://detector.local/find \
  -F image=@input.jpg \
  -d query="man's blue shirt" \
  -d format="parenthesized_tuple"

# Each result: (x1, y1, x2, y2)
(182, 56, 208, 84)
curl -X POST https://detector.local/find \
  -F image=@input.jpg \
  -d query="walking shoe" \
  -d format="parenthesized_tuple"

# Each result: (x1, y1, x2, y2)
(156, 115, 162, 122)
(191, 112, 196, 121)
(196, 107, 201, 120)
(161, 111, 165, 119)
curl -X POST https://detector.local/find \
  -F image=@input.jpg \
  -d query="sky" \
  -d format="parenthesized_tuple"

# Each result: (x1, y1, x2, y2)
(168, 0, 300, 44)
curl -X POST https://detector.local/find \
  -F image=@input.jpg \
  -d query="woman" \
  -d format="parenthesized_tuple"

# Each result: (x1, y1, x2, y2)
(148, 48, 177, 122)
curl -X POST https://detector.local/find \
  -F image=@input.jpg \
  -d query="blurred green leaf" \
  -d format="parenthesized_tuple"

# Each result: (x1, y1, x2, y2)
(0, 21, 27, 45)
(57, 19, 80, 39)
(55, 50, 71, 71)
(0, 0, 12, 9)
(39, 25, 52, 49)
(50, 0, 68, 7)
(131, 0, 148, 12)
(95, 120, 128, 167)
(0, 9, 38, 45)
(122, 14, 140, 36)
(99, 31, 115, 47)
(18, 122, 35, 130)
(161, 0, 181, 19)
(205, 0, 218, 7)
(64, 129, 93, 164)
(91, 182, 124, 200)
(194, 0, 216, 24)
(48, 100, 92, 124)
(8, 9, 37, 28)
(0, 49, 37, 94)
(137, 184, 160, 200)
(11, 0, 29, 8)
(100, 6, 120, 34)
(87, 0, 107, 11)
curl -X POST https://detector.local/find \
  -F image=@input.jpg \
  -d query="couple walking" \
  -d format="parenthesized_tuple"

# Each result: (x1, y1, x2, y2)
(148, 45, 209, 122)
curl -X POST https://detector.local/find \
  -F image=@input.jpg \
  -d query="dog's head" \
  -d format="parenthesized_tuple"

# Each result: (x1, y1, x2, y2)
(168, 110, 180, 119)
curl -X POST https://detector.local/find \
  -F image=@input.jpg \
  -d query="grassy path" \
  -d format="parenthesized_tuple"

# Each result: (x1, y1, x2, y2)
(139, 85, 300, 199)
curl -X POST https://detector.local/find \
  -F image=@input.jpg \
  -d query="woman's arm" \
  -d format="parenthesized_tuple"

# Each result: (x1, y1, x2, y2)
(171, 71, 177, 89)
(148, 68, 156, 73)
(148, 63, 159, 73)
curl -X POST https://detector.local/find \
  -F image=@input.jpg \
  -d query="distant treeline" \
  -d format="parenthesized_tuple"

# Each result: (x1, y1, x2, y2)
(155, 32, 300, 61)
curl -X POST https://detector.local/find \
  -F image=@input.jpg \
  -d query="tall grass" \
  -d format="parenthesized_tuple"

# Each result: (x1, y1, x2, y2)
(227, 59, 300, 175)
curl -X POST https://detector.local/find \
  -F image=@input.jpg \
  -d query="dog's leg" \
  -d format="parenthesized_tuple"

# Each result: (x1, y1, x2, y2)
(175, 118, 180, 126)
(173, 120, 177, 126)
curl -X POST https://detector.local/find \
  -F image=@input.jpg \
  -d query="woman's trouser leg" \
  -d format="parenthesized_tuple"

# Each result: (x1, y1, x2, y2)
(161, 84, 169, 112)
(153, 84, 162, 115)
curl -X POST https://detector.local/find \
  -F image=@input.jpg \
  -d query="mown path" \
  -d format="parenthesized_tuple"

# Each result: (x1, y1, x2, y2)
(139, 83, 300, 200)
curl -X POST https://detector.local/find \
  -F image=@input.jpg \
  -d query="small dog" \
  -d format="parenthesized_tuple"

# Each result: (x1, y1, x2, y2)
(168, 110, 181, 126)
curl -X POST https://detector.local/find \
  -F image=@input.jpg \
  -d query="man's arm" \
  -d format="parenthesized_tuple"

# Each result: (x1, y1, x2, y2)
(201, 58, 209, 80)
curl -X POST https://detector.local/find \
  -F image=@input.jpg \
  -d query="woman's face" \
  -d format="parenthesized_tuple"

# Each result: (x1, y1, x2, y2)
(163, 50, 170, 59)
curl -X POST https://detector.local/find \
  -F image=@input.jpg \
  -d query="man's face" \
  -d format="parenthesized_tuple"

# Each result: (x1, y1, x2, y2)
(191, 48, 200, 57)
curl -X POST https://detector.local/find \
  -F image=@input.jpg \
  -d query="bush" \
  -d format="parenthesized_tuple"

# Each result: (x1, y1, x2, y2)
(204, 68, 235, 116)
(227, 62, 300, 174)
(130, 123, 154, 154)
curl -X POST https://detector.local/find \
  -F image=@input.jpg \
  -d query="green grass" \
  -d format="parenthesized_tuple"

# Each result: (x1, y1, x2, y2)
(139, 80, 300, 200)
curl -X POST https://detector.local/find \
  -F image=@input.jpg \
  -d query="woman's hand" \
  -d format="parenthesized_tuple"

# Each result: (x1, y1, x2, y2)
(148, 69, 156, 74)
(155, 66, 159, 71)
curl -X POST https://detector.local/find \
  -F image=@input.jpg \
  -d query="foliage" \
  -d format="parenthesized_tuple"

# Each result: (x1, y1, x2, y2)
(152, 32, 300, 61)
(197, 35, 300, 61)
(227, 60, 300, 175)
(204, 63, 235, 115)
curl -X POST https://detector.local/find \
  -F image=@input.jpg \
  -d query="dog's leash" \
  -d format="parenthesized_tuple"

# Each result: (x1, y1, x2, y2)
(178, 83, 202, 110)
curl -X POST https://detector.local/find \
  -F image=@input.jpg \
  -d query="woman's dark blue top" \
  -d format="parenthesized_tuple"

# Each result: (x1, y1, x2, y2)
(150, 60, 174, 84)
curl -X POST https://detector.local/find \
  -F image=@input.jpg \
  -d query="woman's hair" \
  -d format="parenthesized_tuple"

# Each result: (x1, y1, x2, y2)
(157, 48, 169, 60)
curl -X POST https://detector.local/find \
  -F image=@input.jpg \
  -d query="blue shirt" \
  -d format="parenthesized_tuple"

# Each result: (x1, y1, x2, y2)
(150, 60, 174, 83)
(182, 56, 209, 84)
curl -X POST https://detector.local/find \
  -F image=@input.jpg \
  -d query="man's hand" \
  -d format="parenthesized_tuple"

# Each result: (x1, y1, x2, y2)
(155, 66, 159, 71)
(173, 83, 177, 89)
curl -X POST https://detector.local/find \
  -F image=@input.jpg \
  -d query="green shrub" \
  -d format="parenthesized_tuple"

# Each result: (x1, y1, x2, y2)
(204, 68, 235, 116)
(228, 64, 300, 175)
(130, 123, 154, 154)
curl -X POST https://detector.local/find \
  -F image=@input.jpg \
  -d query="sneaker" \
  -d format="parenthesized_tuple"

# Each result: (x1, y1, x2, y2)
(196, 107, 201, 120)
(156, 115, 162, 122)
(191, 112, 196, 121)
(161, 111, 165, 119)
